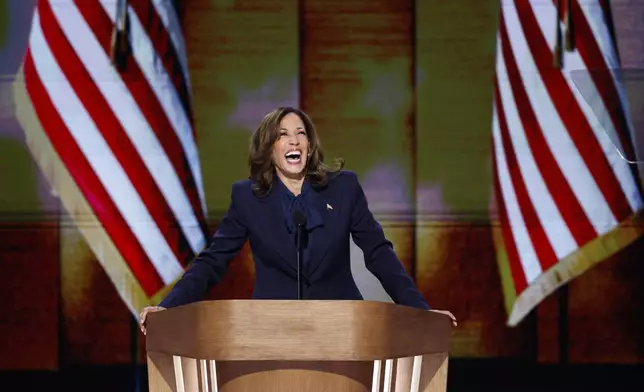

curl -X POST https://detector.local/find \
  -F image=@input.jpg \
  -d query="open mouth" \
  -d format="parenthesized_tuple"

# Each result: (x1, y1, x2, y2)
(285, 150, 302, 164)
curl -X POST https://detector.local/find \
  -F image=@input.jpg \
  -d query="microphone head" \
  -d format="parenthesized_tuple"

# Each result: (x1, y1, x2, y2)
(292, 209, 307, 227)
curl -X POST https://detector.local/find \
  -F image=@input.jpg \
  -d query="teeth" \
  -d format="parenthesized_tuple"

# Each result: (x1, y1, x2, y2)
(285, 151, 301, 159)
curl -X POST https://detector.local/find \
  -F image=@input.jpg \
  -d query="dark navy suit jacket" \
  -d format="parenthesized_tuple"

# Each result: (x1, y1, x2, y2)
(159, 170, 430, 310)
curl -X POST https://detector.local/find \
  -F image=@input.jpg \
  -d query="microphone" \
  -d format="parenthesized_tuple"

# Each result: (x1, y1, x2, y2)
(292, 209, 307, 300)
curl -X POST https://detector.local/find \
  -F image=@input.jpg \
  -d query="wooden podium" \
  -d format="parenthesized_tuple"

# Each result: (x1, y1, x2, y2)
(145, 300, 452, 392)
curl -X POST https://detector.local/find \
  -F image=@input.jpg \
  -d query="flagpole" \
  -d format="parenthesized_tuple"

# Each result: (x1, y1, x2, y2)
(131, 313, 142, 392)
(600, 0, 620, 64)
(558, 284, 569, 364)
(57, 209, 66, 372)
(560, 0, 572, 362)
(111, 0, 130, 72)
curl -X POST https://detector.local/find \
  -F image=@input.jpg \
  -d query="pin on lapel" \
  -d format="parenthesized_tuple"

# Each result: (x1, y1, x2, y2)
(326, 203, 333, 210)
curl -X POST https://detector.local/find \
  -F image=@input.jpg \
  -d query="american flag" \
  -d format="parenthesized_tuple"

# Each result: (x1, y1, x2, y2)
(13, 0, 208, 316)
(492, 0, 643, 326)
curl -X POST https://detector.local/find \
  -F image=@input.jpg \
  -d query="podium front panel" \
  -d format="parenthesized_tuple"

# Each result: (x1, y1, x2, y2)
(147, 353, 448, 392)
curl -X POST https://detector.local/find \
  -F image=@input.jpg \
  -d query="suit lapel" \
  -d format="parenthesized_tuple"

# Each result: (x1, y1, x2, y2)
(305, 189, 335, 276)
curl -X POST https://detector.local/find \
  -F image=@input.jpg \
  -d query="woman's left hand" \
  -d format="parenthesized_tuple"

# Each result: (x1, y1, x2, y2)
(429, 309, 457, 327)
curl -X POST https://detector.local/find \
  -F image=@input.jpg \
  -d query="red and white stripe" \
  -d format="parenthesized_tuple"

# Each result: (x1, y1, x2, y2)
(24, 0, 208, 297)
(493, 1, 642, 307)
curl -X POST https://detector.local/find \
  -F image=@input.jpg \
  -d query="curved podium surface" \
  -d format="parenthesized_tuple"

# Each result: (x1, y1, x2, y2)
(146, 300, 452, 392)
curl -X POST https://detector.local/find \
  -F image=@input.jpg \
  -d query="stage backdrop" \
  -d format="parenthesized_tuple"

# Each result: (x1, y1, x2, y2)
(1, 0, 643, 370)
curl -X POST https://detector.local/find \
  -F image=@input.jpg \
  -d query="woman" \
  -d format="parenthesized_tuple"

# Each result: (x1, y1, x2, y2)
(140, 107, 456, 333)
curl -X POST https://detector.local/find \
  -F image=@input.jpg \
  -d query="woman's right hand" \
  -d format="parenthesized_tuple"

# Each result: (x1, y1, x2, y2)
(139, 305, 166, 335)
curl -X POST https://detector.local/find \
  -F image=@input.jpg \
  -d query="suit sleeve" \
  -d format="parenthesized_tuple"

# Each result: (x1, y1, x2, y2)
(159, 184, 249, 308)
(347, 173, 430, 310)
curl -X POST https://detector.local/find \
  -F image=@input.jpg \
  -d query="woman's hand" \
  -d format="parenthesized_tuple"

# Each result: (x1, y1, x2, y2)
(139, 305, 166, 335)
(429, 309, 457, 327)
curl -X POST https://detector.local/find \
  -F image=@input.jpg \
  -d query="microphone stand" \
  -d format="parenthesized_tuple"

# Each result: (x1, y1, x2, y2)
(292, 209, 307, 300)
(295, 224, 304, 300)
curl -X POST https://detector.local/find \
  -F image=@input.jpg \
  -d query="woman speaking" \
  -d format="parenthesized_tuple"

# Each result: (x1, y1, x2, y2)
(140, 107, 455, 332)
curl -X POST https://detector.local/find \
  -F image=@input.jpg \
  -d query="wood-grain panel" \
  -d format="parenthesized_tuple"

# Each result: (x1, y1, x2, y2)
(146, 300, 452, 361)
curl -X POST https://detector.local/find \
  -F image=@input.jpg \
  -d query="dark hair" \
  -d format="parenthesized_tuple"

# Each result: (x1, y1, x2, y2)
(248, 107, 344, 197)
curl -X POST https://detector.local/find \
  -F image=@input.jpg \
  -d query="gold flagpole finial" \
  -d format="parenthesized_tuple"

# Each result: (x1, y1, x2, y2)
(110, 0, 131, 72)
